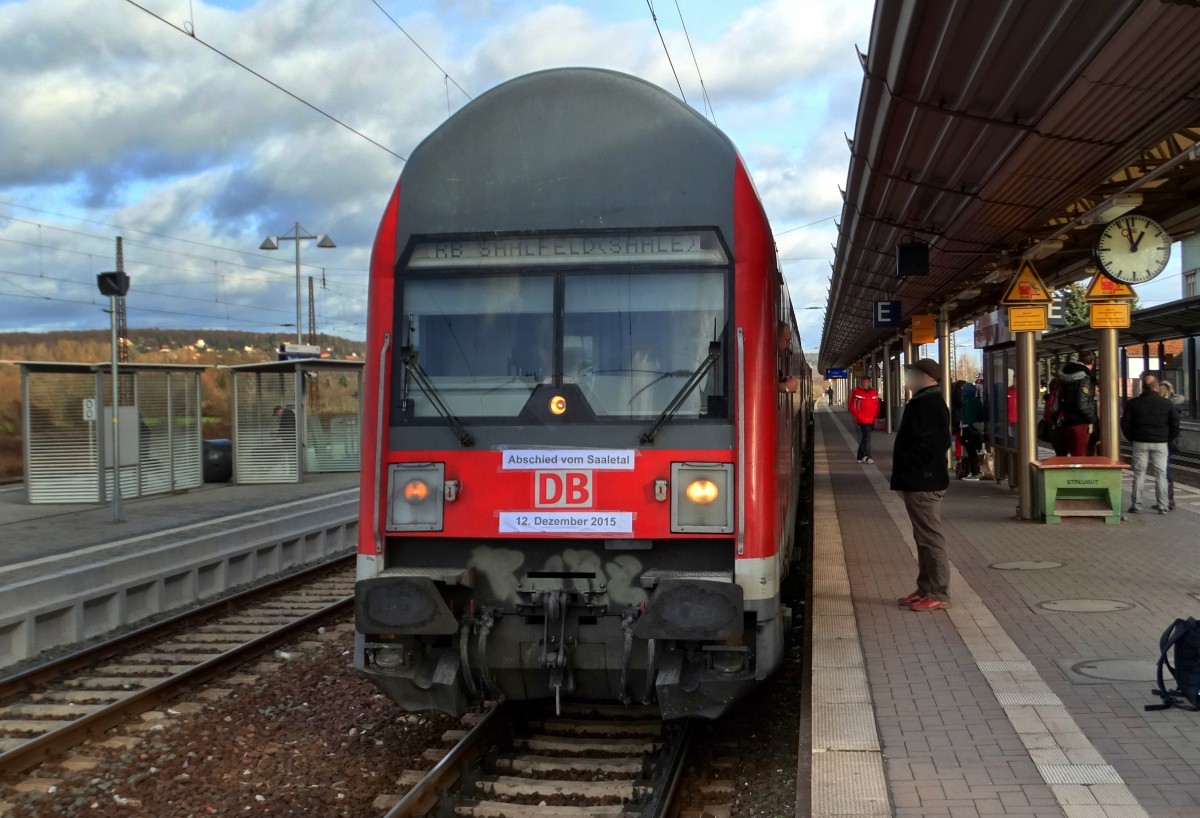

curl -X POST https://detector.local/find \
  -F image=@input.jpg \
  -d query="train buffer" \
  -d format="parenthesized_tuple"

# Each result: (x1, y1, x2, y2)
(1031, 456, 1128, 525)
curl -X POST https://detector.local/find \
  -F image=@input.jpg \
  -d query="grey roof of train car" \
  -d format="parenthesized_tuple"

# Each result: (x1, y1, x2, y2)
(393, 67, 741, 263)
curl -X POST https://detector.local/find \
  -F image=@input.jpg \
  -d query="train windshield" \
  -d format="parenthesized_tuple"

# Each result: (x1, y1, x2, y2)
(564, 270, 725, 419)
(403, 275, 555, 418)
(401, 267, 726, 422)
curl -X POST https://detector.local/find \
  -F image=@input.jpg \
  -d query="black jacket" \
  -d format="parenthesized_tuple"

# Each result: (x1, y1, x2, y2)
(890, 385, 951, 492)
(1057, 362, 1097, 425)
(1121, 391, 1180, 444)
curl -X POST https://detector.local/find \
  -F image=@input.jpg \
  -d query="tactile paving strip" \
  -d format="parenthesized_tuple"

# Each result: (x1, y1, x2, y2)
(811, 751, 891, 817)
(808, 423, 891, 818)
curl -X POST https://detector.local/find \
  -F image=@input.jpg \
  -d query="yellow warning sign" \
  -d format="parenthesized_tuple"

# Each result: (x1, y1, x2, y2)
(1084, 270, 1136, 301)
(1000, 261, 1052, 305)
(911, 313, 936, 344)
(1090, 302, 1130, 329)
(1007, 305, 1048, 332)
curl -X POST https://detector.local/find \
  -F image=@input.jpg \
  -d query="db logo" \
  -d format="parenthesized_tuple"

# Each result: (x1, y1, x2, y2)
(535, 470, 593, 508)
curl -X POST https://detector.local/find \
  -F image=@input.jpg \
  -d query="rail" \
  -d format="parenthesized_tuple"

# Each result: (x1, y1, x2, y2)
(0, 554, 354, 775)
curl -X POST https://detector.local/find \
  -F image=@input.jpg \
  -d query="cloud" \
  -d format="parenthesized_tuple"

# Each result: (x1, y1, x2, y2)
(0, 0, 872, 338)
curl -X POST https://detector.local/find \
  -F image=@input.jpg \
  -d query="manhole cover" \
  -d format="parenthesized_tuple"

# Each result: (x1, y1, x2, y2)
(1037, 599, 1134, 613)
(990, 560, 1063, 570)
(1072, 659, 1157, 682)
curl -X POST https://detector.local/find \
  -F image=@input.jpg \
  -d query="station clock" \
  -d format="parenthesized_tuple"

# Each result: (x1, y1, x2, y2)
(1095, 214, 1171, 284)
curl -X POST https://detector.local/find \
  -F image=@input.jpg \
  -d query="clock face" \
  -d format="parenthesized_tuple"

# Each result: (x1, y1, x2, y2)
(1095, 215, 1171, 284)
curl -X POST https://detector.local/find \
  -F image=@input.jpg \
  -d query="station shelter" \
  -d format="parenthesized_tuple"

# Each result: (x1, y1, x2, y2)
(16, 362, 205, 504)
(228, 359, 364, 484)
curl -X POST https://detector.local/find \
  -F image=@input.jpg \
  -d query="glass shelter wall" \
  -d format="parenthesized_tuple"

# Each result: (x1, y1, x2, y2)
(21, 366, 203, 504)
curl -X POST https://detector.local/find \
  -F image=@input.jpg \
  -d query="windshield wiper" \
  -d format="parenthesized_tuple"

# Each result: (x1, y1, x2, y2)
(639, 341, 722, 445)
(400, 346, 475, 447)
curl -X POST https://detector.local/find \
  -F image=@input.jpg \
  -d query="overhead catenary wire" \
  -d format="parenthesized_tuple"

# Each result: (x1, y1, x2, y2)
(0, 199, 362, 273)
(645, 0, 688, 104)
(672, 0, 716, 124)
(0, 215, 363, 297)
(774, 215, 838, 236)
(0, 271, 366, 333)
(370, 0, 472, 101)
(121, 0, 407, 162)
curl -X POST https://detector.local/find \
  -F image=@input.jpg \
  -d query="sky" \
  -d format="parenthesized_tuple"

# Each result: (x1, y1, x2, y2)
(0, 0, 873, 351)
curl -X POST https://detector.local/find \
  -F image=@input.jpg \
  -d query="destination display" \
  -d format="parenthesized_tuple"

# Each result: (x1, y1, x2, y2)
(407, 231, 728, 268)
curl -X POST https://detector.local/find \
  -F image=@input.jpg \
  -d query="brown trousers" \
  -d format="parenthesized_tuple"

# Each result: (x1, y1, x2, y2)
(901, 490, 949, 601)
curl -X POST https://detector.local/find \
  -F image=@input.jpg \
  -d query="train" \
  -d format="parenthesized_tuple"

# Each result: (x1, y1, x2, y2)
(354, 68, 814, 720)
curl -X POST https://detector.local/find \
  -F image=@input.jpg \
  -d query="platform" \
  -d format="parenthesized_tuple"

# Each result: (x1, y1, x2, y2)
(0, 472, 357, 568)
(0, 474, 359, 667)
(808, 407, 1200, 818)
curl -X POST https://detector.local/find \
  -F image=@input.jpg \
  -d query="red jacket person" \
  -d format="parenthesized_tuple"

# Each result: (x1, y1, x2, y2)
(848, 377, 882, 463)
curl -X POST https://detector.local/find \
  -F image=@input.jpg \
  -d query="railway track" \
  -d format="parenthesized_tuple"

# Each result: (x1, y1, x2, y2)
(0, 554, 354, 776)
(380, 702, 721, 818)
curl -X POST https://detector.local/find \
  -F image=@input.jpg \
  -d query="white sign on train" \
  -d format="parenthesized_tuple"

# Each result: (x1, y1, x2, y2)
(498, 511, 633, 535)
(501, 449, 635, 470)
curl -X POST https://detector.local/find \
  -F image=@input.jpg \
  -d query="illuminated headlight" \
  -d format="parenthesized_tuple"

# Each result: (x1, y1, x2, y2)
(387, 463, 444, 531)
(671, 462, 733, 533)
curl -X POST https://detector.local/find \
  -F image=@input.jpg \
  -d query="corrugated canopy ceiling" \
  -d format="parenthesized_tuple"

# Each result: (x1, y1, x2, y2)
(819, 0, 1200, 371)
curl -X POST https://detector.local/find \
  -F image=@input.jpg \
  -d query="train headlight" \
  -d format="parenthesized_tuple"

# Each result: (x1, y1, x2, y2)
(387, 463, 444, 531)
(403, 479, 430, 503)
(671, 463, 733, 533)
(685, 479, 719, 505)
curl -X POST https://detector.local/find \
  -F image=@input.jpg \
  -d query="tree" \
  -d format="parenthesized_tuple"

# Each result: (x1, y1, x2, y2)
(1058, 283, 1089, 327)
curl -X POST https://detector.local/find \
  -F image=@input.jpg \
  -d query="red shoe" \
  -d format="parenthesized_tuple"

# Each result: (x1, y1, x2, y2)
(897, 591, 922, 607)
(907, 597, 949, 612)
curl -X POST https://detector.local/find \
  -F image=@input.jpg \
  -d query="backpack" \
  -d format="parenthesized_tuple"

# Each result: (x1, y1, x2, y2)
(1146, 618, 1200, 711)
(1061, 376, 1097, 424)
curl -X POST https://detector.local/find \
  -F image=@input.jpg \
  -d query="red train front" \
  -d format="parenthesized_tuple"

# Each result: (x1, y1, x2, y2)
(355, 68, 810, 719)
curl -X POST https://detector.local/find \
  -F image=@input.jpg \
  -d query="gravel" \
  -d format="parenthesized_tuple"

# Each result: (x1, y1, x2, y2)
(2, 619, 455, 818)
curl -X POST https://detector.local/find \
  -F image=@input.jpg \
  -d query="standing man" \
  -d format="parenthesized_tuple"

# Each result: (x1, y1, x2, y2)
(826, 385, 835, 406)
(893, 359, 952, 612)
(1121, 374, 1179, 515)
(1056, 352, 1097, 456)
(848, 376, 882, 464)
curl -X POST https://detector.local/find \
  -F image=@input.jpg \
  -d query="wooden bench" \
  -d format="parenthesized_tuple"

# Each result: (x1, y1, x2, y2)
(1031, 457, 1128, 525)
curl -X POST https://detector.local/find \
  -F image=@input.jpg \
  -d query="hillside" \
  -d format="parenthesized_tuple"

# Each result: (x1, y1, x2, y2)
(0, 329, 366, 480)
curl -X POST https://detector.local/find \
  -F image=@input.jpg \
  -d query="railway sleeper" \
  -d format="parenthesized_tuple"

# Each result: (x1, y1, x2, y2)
(513, 735, 660, 756)
(456, 802, 628, 818)
(525, 718, 662, 737)
(36, 689, 138, 704)
(474, 773, 644, 801)
(493, 754, 643, 777)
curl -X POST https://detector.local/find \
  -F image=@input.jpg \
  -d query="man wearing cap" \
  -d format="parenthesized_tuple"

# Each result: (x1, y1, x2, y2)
(894, 358, 952, 612)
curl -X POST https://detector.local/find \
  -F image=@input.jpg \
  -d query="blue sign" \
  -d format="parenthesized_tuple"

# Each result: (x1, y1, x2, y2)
(825, 368, 849, 380)
(873, 300, 901, 328)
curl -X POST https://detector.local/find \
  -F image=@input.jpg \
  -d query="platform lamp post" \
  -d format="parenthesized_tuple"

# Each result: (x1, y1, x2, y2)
(260, 223, 336, 345)
(97, 268, 130, 522)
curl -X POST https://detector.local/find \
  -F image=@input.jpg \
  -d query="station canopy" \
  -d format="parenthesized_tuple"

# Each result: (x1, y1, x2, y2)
(1040, 294, 1200, 355)
(820, 0, 1200, 371)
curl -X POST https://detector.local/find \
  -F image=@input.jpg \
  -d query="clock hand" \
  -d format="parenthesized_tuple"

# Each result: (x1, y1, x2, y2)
(1119, 222, 1136, 252)
(1131, 230, 1145, 252)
